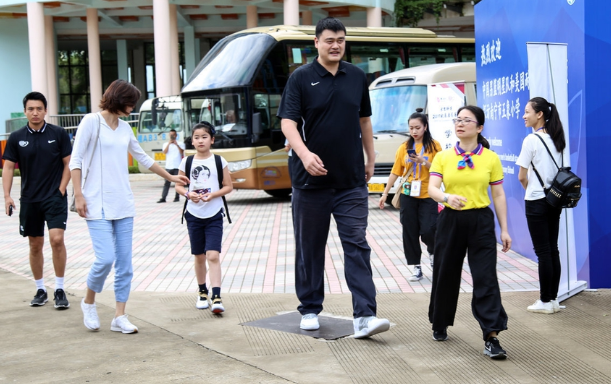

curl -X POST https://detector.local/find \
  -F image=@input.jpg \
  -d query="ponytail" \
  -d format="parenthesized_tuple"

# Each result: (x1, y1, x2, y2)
(528, 97, 566, 152)
(477, 133, 490, 149)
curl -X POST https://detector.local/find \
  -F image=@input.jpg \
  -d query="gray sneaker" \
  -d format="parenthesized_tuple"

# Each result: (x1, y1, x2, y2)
(409, 266, 423, 281)
(30, 289, 48, 306)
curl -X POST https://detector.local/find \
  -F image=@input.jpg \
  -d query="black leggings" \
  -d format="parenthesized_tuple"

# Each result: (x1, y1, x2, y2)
(429, 207, 508, 341)
(525, 198, 562, 302)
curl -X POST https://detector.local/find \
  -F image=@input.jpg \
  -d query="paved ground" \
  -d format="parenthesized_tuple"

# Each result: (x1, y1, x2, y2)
(4, 178, 610, 383)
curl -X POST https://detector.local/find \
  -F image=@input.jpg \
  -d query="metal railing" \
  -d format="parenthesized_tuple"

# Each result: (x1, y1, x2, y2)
(4, 113, 139, 138)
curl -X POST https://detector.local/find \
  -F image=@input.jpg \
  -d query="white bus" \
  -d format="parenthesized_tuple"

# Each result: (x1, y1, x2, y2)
(367, 62, 477, 201)
(136, 96, 184, 173)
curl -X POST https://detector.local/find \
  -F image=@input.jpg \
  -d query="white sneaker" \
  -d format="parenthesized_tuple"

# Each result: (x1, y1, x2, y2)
(527, 299, 554, 314)
(80, 298, 100, 331)
(210, 296, 225, 314)
(196, 291, 209, 309)
(111, 315, 139, 334)
(429, 254, 434, 269)
(300, 313, 319, 330)
(551, 299, 561, 313)
(353, 316, 390, 338)
(408, 266, 423, 281)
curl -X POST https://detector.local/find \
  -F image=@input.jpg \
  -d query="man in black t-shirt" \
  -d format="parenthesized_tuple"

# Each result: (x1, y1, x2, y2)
(277, 17, 390, 338)
(2, 92, 72, 309)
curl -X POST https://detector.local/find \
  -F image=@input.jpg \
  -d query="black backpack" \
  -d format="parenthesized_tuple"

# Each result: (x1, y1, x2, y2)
(181, 154, 231, 224)
(531, 134, 582, 209)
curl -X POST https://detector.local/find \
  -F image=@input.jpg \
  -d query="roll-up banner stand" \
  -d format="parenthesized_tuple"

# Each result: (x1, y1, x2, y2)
(427, 82, 466, 151)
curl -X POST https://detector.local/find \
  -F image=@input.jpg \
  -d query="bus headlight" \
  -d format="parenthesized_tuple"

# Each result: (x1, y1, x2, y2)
(227, 160, 252, 172)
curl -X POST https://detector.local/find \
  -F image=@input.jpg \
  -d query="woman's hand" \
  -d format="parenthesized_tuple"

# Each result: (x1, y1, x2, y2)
(409, 153, 426, 165)
(378, 195, 387, 209)
(447, 194, 467, 210)
(500, 230, 512, 253)
(171, 175, 190, 185)
(75, 194, 88, 218)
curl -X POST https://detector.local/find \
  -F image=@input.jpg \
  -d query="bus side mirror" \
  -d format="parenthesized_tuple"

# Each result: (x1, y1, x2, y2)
(151, 98, 159, 125)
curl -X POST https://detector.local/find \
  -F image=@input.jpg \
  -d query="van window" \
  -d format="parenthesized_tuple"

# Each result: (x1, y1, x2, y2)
(370, 85, 427, 134)
(139, 109, 182, 133)
(348, 44, 405, 84)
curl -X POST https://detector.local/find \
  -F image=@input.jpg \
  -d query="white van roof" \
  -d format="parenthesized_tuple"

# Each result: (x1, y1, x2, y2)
(370, 62, 476, 89)
(139, 95, 182, 111)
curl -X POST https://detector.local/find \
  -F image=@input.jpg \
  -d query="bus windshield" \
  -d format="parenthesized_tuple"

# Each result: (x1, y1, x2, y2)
(139, 109, 182, 133)
(184, 89, 249, 148)
(369, 85, 427, 134)
(184, 33, 277, 92)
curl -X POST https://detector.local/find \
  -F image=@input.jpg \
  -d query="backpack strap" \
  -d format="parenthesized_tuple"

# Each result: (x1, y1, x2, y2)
(532, 133, 561, 169)
(181, 155, 194, 224)
(214, 154, 232, 224)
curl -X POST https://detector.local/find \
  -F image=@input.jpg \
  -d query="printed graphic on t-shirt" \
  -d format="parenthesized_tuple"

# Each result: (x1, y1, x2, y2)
(191, 165, 212, 195)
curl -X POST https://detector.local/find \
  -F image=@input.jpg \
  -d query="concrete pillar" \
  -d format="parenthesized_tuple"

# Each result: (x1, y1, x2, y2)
(44, 15, 58, 116)
(302, 10, 313, 26)
(117, 39, 128, 81)
(27, 2, 48, 97)
(247, 5, 258, 29)
(169, 4, 180, 94)
(184, 26, 196, 79)
(153, 0, 172, 97)
(194, 38, 201, 64)
(367, 7, 382, 27)
(87, 8, 103, 112)
(284, 0, 299, 26)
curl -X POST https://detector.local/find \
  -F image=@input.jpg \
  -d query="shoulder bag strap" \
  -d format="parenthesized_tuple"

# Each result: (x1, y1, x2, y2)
(532, 133, 560, 170)
(181, 155, 194, 224)
(82, 114, 101, 188)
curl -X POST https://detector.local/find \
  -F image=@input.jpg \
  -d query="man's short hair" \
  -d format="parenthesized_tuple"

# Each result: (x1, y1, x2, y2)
(23, 92, 47, 109)
(99, 79, 141, 115)
(315, 17, 346, 39)
(169, 129, 177, 133)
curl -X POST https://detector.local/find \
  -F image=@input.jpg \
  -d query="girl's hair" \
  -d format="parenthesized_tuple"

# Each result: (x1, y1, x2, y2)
(528, 97, 566, 152)
(456, 105, 490, 149)
(405, 112, 437, 153)
(99, 79, 141, 115)
(192, 121, 216, 138)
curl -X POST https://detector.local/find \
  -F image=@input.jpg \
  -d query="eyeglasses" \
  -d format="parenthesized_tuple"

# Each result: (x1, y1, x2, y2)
(452, 118, 479, 125)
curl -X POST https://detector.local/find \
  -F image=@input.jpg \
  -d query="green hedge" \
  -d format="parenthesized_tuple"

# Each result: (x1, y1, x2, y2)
(0, 169, 20, 177)
(128, 166, 140, 174)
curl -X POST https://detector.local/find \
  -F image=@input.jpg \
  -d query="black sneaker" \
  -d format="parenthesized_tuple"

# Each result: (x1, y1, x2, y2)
(173, 197, 180, 202)
(157, 198, 166, 203)
(54, 289, 70, 309)
(484, 337, 507, 360)
(433, 327, 448, 341)
(30, 289, 48, 306)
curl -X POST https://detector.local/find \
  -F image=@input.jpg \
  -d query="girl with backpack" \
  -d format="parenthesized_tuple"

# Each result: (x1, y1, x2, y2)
(516, 97, 566, 314)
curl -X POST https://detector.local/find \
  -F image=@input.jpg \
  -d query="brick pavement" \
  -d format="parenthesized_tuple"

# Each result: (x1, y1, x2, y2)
(0, 179, 541, 296)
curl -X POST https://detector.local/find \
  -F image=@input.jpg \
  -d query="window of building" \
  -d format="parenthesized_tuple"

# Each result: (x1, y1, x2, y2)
(58, 50, 90, 114)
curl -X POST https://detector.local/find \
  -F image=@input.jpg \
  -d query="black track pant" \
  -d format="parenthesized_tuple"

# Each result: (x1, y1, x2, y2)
(428, 207, 508, 341)
(399, 195, 438, 265)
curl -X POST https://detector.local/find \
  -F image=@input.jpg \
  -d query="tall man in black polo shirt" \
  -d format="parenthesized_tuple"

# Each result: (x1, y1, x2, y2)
(2, 92, 72, 309)
(278, 17, 390, 338)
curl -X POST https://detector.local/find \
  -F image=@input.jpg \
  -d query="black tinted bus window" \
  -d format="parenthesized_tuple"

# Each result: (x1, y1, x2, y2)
(460, 45, 476, 62)
(286, 43, 317, 74)
(407, 45, 458, 67)
(347, 43, 405, 84)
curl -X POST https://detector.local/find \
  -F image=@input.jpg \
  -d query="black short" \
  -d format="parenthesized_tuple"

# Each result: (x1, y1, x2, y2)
(19, 189, 68, 237)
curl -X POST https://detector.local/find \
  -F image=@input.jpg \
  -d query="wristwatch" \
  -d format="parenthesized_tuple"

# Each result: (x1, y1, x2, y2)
(443, 194, 450, 203)
(184, 192, 190, 200)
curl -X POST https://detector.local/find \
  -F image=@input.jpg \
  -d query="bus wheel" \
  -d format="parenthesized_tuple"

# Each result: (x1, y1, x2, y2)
(265, 189, 292, 198)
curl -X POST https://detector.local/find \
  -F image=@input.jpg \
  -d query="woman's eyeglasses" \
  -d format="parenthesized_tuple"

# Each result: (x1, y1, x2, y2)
(452, 118, 479, 125)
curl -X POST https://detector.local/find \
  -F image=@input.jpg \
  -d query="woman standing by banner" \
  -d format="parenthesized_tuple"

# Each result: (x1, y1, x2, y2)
(516, 97, 565, 314)
(378, 112, 441, 281)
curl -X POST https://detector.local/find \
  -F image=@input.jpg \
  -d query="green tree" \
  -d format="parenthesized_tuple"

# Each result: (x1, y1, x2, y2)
(394, 0, 445, 27)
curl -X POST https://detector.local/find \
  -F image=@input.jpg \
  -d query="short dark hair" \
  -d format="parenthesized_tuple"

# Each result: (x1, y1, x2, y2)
(192, 121, 215, 137)
(99, 79, 141, 115)
(23, 92, 47, 109)
(315, 17, 346, 39)
(169, 129, 177, 133)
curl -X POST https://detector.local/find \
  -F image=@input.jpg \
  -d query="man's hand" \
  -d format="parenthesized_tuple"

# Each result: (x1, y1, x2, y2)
(4, 197, 15, 216)
(300, 151, 327, 176)
(365, 160, 374, 182)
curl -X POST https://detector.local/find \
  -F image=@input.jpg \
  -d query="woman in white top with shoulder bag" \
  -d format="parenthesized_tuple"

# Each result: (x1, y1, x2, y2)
(516, 97, 565, 315)
(70, 80, 189, 333)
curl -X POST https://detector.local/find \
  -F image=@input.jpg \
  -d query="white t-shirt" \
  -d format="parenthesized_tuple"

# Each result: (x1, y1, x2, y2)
(163, 140, 185, 169)
(179, 154, 228, 219)
(515, 132, 563, 201)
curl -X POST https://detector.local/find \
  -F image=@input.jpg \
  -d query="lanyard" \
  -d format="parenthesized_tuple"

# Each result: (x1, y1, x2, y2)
(535, 127, 545, 132)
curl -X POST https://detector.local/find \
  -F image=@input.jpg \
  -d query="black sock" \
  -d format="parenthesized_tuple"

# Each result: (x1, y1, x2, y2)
(198, 283, 208, 293)
(212, 287, 221, 298)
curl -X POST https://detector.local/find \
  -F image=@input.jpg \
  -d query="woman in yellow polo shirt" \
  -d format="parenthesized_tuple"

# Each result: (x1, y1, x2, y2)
(427, 105, 512, 360)
(378, 112, 441, 281)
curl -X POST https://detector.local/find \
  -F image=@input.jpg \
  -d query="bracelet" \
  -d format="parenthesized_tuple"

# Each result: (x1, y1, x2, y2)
(443, 193, 449, 203)
(184, 192, 189, 200)
(382, 193, 388, 196)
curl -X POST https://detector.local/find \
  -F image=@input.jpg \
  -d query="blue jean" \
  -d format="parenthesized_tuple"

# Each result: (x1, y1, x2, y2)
(86, 216, 134, 303)
(292, 186, 377, 318)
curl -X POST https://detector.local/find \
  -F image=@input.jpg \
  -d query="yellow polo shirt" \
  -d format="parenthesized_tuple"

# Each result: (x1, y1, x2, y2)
(429, 143, 504, 210)
(390, 140, 442, 199)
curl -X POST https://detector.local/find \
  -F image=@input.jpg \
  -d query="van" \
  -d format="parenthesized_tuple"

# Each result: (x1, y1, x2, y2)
(136, 96, 184, 173)
(367, 62, 477, 201)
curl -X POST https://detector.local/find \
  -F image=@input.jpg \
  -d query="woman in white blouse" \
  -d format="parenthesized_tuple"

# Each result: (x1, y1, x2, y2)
(70, 80, 188, 333)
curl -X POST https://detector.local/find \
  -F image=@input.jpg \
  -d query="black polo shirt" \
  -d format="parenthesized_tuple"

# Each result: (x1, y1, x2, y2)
(277, 58, 372, 190)
(2, 122, 72, 203)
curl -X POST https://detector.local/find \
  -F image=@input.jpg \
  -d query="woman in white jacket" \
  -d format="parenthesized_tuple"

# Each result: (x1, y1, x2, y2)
(70, 80, 188, 333)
